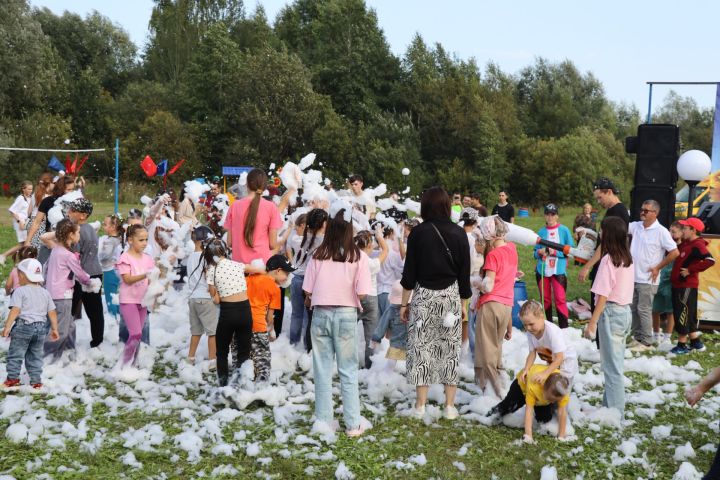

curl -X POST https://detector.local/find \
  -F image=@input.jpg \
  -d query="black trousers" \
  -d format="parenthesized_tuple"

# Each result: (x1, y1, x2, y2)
(493, 379, 552, 423)
(672, 287, 699, 336)
(704, 443, 720, 480)
(304, 306, 314, 353)
(216, 300, 252, 386)
(273, 287, 285, 337)
(72, 275, 105, 348)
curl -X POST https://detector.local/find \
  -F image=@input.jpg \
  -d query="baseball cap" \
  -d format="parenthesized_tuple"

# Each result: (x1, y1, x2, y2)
(544, 203, 559, 215)
(592, 177, 619, 194)
(69, 198, 93, 215)
(18, 258, 44, 283)
(266, 255, 297, 273)
(679, 217, 705, 233)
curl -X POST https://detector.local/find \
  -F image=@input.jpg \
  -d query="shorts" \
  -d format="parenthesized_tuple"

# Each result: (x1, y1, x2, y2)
(189, 298, 219, 336)
(652, 288, 673, 314)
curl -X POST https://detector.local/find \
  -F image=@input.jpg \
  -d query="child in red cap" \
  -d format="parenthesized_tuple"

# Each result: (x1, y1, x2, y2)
(670, 217, 715, 355)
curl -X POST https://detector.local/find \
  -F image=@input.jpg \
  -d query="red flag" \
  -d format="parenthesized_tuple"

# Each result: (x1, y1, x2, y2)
(168, 159, 185, 175)
(140, 155, 157, 177)
(65, 155, 72, 172)
(74, 155, 88, 176)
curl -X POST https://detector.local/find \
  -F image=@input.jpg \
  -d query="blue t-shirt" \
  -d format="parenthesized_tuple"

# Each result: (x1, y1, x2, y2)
(534, 224, 574, 276)
(10, 285, 56, 323)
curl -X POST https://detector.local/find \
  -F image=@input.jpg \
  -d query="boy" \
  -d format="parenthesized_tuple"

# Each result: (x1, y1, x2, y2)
(242, 254, 296, 382)
(1, 258, 59, 392)
(670, 217, 715, 355)
(486, 300, 577, 441)
(186, 225, 217, 367)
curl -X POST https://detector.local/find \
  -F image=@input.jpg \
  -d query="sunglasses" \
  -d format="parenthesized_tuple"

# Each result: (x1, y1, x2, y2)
(639, 209, 656, 214)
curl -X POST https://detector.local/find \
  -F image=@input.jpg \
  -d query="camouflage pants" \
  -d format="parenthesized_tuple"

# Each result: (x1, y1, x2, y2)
(232, 331, 271, 382)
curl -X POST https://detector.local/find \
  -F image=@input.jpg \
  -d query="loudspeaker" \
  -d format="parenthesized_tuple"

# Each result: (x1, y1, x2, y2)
(633, 124, 680, 187)
(625, 136, 638, 154)
(696, 202, 720, 234)
(630, 184, 675, 228)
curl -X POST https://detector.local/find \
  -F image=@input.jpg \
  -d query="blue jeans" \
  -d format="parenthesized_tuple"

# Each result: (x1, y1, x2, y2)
(7, 320, 49, 384)
(468, 308, 477, 355)
(103, 270, 120, 318)
(377, 292, 390, 319)
(311, 307, 361, 429)
(598, 302, 631, 416)
(289, 274, 308, 345)
(119, 313, 150, 345)
(372, 304, 407, 350)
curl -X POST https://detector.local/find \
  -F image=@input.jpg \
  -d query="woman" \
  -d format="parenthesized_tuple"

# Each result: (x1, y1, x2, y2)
(573, 203, 596, 240)
(400, 187, 471, 420)
(224, 169, 283, 264)
(26, 176, 75, 264)
(23, 173, 54, 251)
(177, 189, 199, 227)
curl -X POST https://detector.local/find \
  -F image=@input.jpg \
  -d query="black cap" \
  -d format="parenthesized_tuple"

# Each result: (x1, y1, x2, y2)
(593, 177, 619, 194)
(191, 225, 215, 243)
(266, 254, 296, 273)
(544, 203, 559, 215)
(69, 198, 93, 215)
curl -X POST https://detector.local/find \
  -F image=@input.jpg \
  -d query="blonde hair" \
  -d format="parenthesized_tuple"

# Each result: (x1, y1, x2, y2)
(519, 300, 545, 320)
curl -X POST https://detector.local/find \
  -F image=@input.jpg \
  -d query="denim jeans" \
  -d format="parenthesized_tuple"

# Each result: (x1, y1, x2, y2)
(311, 307, 361, 430)
(598, 302, 631, 416)
(103, 269, 120, 318)
(289, 274, 308, 345)
(468, 308, 477, 355)
(359, 296, 379, 369)
(377, 292, 390, 319)
(7, 319, 49, 384)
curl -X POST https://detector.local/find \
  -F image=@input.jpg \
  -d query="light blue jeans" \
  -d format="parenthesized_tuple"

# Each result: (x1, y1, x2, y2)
(289, 274, 308, 345)
(377, 292, 390, 318)
(468, 308, 477, 355)
(598, 302, 631, 416)
(311, 306, 361, 429)
(7, 319, 49, 384)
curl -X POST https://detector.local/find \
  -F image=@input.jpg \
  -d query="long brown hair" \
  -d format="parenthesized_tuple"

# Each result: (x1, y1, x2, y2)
(600, 216, 632, 268)
(52, 176, 74, 197)
(35, 172, 53, 207)
(243, 168, 267, 248)
(313, 209, 360, 263)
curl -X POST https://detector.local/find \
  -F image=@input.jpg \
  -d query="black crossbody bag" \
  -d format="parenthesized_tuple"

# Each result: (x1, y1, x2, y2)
(429, 222, 458, 273)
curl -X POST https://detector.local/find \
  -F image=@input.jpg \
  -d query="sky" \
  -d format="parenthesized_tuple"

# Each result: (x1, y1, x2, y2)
(30, 0, 720, 117)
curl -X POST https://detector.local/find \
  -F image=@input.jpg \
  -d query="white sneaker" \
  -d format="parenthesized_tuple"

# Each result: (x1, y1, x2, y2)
(629, 342, 654, 353)
(444, 405, 459, 420)
(411, 405, 425, 419)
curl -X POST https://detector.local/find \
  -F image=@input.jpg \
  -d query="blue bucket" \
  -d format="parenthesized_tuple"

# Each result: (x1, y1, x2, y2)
(512, 281, 528, 330)
(517, 208, 529, 218)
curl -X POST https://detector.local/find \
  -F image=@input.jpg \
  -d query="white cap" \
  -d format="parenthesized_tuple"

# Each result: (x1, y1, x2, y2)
(17, 258, 43, 283)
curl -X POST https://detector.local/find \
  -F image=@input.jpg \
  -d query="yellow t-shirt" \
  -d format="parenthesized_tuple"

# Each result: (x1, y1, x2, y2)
(517, 364, 570, 408)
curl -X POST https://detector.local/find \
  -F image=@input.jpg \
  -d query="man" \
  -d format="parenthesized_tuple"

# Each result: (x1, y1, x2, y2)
(492, 190, 515, 223)
(627, 200, 679, 352)
(578, 178, 630, 310)
(348, 174, 376, 219)
(452, 193, 463, 215)
(471, 193, 489, 217)
(462, 195, 473, 208)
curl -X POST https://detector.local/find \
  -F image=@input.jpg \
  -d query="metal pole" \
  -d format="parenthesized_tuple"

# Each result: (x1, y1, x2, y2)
(114, 138, 119, 214)
(646, 83, 653, 124)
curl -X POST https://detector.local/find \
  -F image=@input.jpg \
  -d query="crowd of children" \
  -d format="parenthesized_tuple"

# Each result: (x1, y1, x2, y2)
(0, 169, 716, 463)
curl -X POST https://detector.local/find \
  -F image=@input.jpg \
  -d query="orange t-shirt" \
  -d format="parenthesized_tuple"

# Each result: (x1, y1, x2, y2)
(246, 274, 281, 333)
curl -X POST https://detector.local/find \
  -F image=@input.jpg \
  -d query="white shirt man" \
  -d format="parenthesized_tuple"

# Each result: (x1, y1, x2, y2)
(628, 200, 679, 350)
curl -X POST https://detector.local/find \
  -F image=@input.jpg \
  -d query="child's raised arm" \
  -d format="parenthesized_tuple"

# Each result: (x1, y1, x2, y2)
(40, 231, 58, 249)
(375, 226, 389, 264)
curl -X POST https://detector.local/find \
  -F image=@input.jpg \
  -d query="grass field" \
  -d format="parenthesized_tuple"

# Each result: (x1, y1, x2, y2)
(0, 201, 717, 479)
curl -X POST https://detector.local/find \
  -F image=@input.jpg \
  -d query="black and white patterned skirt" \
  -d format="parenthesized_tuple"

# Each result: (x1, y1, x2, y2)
(406, 282, 462, 386)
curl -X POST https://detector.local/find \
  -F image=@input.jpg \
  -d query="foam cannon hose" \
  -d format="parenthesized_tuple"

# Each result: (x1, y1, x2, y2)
(503, 222, 597, 264)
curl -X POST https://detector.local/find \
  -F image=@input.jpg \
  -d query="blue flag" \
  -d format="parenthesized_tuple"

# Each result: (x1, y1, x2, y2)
(155, 159, 168, 176)
(48, 155, 64, 172)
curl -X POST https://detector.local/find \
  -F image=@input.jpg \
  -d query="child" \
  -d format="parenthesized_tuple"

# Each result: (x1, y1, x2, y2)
(355, 227, 388, 369)
(302, 201, 371, 437)
(460, 208, 485, 355)
(290, 208, 328, 349)
(67, 198, 105, 348)
(487, 364, 571, 442)
(116, 224, 156, 366)
(583, 216, 634, 416)
(669, 217, 715, 354)
(652, 221, 681, 345)
(44, 219, 97, 360)
(376, 221, 405, 319)
(99, 214, 125, 319)
(245, 255, 296, 382)
(533, 204, 574, 328)
(2, 181, 33, 261)
(685, 365, 720, 478)
(1, 259, 59, 392)
(186, 225, 217, 366)
(286, 213, 308, 260)
(370, 280, 408, 371)
(474, 215, 518, 397)
(4, 246, 38, 295)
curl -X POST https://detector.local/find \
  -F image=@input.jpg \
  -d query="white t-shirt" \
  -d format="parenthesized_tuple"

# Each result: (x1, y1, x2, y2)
(466, 232, 484, 275)
(206, 258, 247, 298)
(526, 320, 578, 379)
(186, 251, 211, 299)
(377, 247, 403, 295)
(368, 256, 381, 296)
(629, 220, 678, 285)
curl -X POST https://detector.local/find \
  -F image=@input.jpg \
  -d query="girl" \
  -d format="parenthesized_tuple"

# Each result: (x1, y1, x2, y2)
(24, 173, 53, 251)
(474, 215, 518, 398)
(1, 181, 33, 262)
(302, 201, 371, 436)
(203, 238, 255, 386)
(355, 227, 388, 369)
(116, 225, 156, 366)
(26, 176, 75, 264)
(652, 221, 681, 344)
(99, 214, 125, 319)
(290, 208, 328, 350)
(583, 216, 634, 417)
(4, 246, 38, 295)
(43, 219, 96, 359)
(371, 280, 408, 371)
(376, 221, 405, 319)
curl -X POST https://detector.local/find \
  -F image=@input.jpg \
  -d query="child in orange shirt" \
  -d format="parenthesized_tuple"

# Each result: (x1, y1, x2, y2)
(243, 255, 296, 382)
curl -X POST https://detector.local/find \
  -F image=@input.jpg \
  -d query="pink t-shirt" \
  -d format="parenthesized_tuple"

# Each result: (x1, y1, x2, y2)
(8, 268, 20, 293)
(225, 196, 282, 264)
(591, 254, 634, 306)
(478, 242, 518, 308)
(116, 251, 156, 304)
(302, 251, 371, 309)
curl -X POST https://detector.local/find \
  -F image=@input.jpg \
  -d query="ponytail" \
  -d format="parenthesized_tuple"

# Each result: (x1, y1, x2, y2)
(244, 168, 267, 248)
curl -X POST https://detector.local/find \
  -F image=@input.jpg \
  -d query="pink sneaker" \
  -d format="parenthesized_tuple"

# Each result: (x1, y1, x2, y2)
(346, 425, 366, 437)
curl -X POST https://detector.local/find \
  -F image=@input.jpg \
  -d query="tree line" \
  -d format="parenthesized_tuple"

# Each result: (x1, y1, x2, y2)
(0, 0, 713, 205)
